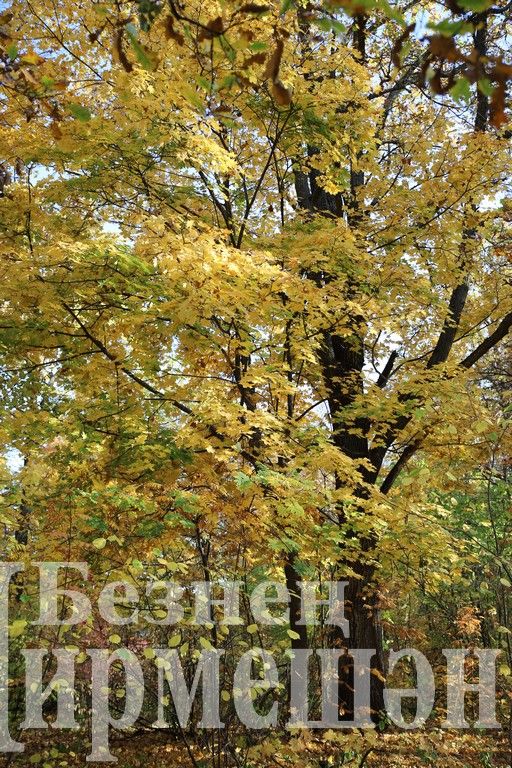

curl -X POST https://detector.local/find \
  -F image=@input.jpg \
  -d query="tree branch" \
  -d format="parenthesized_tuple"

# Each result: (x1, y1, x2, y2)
(380, 440, 421, 494)
(61, 301, 193, 415)
(376, 350, 398, 388)
(460, 310, 512, 369)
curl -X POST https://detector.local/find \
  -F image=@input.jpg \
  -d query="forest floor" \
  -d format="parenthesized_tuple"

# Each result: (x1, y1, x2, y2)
(0, 729, 511, 768)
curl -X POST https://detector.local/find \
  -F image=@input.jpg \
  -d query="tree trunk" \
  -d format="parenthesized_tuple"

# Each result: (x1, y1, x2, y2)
(332, 562, 385, 720)
(292, 158, 386, 719)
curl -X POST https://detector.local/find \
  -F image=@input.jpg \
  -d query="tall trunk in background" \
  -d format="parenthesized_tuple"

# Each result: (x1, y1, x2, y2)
(289, 10, 386, 720)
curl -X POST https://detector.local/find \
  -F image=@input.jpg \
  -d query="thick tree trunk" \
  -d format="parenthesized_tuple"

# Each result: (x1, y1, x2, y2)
(333, 563, 385, 720)
(292, 163, 386, 719)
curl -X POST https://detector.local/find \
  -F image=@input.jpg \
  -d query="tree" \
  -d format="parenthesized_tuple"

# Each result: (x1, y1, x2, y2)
(0, 0, 511, 724)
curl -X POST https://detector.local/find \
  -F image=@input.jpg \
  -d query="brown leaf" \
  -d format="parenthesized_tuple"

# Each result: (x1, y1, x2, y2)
(490, 77, 507, 128)
(429, 71, 443, 94)
(429, 69, 455, 95)
(244, 51, 267, 67)
(371, 667, 387, 683)
(236, 72, 255, 89)
(239, 3, 271, 12)
(271, 79, 291, 106)
(419, 56, 431, 86)
(391, 23, 414, 69)
(495, 61, 512, 78)
(88, 27, 104, 43)
(20, 68, 38, 86)
(264, 37, 283, 81)
(207, 16, 224, 34)
(113, 30, 133, 73)
(196, 16, 225, 43)
(429, 35, 458, 62)
(50, 121, 62, 140)
(45, 100, 62, 121)
(467, 47, 479, 65)
(164, 15, 185, 45)
(464, 65, 478, 84)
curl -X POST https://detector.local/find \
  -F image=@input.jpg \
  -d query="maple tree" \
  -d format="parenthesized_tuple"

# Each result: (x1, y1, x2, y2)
(0, 0, 511, 754)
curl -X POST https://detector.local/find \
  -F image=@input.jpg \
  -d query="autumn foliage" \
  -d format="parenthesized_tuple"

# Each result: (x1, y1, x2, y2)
(0, 0, 511, 765)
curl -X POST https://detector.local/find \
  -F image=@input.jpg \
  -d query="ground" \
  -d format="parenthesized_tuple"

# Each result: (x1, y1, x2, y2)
(0, 730, 510, 768)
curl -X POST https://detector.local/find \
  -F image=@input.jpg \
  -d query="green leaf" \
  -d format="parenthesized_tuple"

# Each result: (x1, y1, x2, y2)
(68, 103, 91, 122)
(217, 74, 237, 91)
(457, 0, 491, 10)
(450, 77, 471, 104)
(287, 629, 301, 640)
(6, 43, 18, 60)
(429, 19, 473, 37)
(41, 75, 55, 90)
(92, 537, 107, 550)
(196, 75, 211, 91)
(87, 514, 107, 532)
(234, 471, 253, 491)
(126, 30, 157, 71)
(314, 17, 346, 34)
(376, 0, 405, 25)
(249, 41, 268, 52)
(137, 519, 165, 538)
(126, 22, 138, 38)
(478, 77, 495, 97)
(219, 35, 236, 63)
